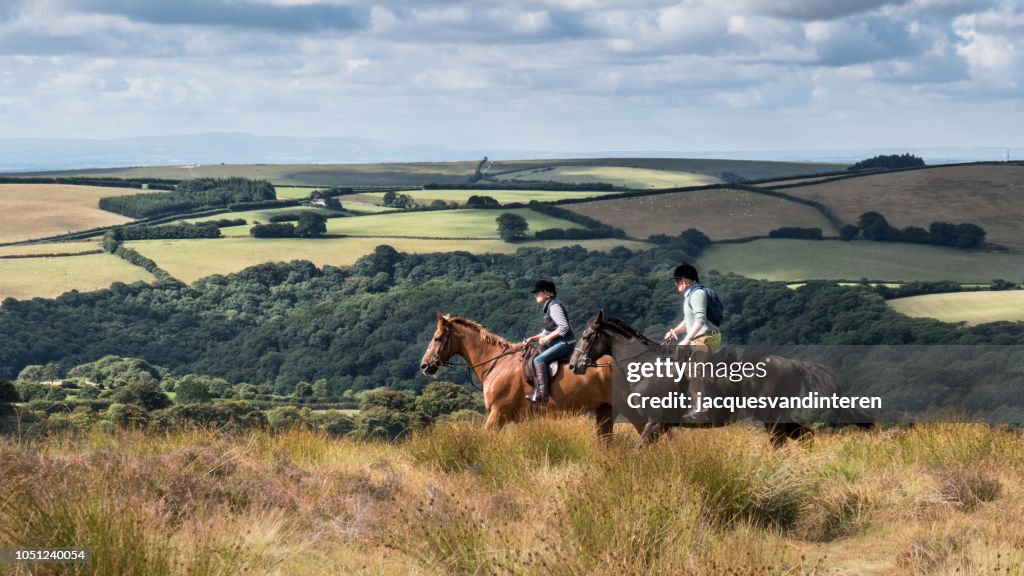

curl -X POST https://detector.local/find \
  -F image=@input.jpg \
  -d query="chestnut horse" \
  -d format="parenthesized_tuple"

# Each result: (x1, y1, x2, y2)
(419, 312, 641, 439)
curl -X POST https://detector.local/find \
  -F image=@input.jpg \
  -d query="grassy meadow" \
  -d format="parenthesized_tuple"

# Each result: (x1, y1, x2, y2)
(0, 252, 155, 301)
(0, 184, 148, 244)
(565, 188, 839, 240)
(783, 164, 1024, 253)
(124, 237, 652, 284)
(699, 239, 1024, 283)
(2, 419, 1023, 575)
(0, 241, 102, 258)
(889, 290, 1024, 325)
(320, 208, 584, 238)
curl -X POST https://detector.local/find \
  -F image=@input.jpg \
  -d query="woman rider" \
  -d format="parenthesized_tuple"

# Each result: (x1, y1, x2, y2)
(663, 263, 721, 354)
(523, 279, 575, 405)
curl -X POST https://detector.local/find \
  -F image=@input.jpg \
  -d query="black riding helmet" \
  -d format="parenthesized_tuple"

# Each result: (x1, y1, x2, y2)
(530, 279, 557, 296)
(672, 263, 699, 283)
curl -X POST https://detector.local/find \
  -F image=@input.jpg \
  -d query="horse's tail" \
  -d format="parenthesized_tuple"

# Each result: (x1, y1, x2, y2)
(795, 360, 875, 428)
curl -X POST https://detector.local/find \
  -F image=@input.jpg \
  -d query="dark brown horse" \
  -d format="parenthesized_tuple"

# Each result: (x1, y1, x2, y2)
(420, 312, 642, 439)
(569, 311, 849, 446)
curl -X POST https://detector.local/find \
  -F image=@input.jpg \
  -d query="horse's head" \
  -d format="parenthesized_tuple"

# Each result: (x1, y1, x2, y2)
(420, 311, 455, 376)
(569, 310, 612, 374)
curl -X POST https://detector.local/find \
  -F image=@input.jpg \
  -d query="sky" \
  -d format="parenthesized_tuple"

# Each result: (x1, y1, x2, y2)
(1, 0, 1021, 154)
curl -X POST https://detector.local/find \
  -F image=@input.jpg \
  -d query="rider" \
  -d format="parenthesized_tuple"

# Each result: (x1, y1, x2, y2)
(523, 279, 575, 405)
(664, 263, 721, 355)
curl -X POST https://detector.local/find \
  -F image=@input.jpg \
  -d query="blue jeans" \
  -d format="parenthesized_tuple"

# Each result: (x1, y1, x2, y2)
(533, 339, 576, 368)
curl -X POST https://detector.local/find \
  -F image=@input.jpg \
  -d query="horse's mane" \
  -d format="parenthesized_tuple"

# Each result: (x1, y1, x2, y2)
(449, 317, 514, 348)
(600, 316, 659, 346)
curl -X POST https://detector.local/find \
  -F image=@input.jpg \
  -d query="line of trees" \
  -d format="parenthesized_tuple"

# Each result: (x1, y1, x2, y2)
(115, 222, 222, 241)
(99, 177, 276, 219)
(845, 212, 988, 249)
(848, 153, 925, 171)
(250, 212, 328, 238)
(769, 227, 824, 240)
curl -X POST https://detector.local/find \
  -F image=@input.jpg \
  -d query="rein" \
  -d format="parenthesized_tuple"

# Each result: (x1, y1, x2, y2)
(426, 324, 524, 391)
(439, 346, 522, 391)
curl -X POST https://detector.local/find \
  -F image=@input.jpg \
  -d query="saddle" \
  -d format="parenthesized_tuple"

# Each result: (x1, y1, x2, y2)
(521, 346, 562, 388)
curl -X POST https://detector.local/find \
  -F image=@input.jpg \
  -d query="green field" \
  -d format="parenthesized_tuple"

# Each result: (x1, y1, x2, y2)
(275, 186, 320, 199)
(0, 252, 155, 302)
(0, 241, 101, 257)
(698, 239, 1024, 283)
(358, 188, 620, 205)
(125, 236, 652, 283)
(889, 290, 1024, 325)
(322, 208, 584, 238)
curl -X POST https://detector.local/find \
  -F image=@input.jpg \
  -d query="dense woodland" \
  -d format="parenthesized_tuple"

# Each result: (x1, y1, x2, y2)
(2, 236, 1021, 398)
(98, 177, 276, 218)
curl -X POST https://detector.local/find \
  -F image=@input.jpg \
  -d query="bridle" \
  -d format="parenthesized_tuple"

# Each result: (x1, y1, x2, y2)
(422, 321, 524, 390)
(573, 323, 675, 369)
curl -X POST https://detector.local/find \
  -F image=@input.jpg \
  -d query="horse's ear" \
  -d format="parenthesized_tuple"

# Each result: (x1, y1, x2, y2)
(597, 309, 605, 321)
(436, 310, 443, 322)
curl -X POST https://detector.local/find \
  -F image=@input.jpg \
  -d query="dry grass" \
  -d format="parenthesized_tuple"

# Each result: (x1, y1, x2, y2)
(2, 420, 1023, 575)
(494, 166, 720, 189)
(0, 241, 101, 257)
(0, 184, 148, 243)
(0, 252, 155, 302)
(783, 164, 1024, 253)
(565, 188, 839, 240)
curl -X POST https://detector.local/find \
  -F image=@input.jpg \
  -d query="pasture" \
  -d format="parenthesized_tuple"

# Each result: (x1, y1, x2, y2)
(491, 166, 720, 189)
(699, 239, 1024, 283)
(125, 236, 652, 283)
(356, 188, 620, 205)
(321, 208, 583, 238)
(275, 186, 319, 200)
(2, 420, 1022, 575)
(783, 164, 1024, 253)
(0, 252, 155, 302)
(0, 184, 147, 243)
(0, 241, 101, 257)
(564, 188, 838, 240)
(889, 290, 1024, 325)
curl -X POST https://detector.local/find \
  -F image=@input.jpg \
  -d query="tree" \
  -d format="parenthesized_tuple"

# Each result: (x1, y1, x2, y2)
(839, 224, 859, 241)
(955, 223, 986, 249)
(415, 381, 479, 422)
(496, 213, 529, 242)
(311, 378, 333, 400)
(0, 379, 19, 403)
(382, 191, 414, 209)
(296, 212, 328, 238)
(111, 381, 172, 411)
(175, 375, 212, 404)
(467, 195, 500, 208)
(293, 381, 314, 399)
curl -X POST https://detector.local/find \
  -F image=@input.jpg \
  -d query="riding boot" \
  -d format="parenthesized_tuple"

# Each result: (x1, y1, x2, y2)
(530, 363, 550, 405)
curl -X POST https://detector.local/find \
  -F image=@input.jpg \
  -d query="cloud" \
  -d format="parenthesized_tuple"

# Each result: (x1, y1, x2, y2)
(67, 0, 370, 32)
(745, 0, 908, 21)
